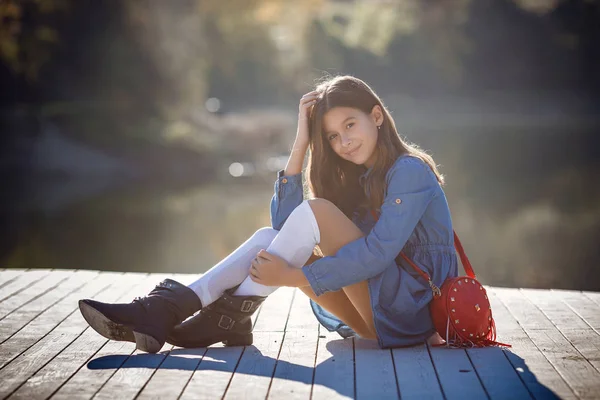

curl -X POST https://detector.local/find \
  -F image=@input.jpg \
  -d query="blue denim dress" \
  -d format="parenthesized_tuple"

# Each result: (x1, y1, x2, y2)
(270, 155, 458, 348)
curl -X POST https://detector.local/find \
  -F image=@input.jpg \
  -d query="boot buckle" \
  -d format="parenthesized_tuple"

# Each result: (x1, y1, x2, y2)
(218, 315, 235, 330)
(240, 300, 254, 313)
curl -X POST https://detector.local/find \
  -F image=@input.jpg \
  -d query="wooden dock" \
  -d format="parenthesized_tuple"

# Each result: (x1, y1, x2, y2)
(0, 269, 599, 399)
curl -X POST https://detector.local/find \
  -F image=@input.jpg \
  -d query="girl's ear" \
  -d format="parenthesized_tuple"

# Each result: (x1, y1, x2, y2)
(370, 105, 384, 126)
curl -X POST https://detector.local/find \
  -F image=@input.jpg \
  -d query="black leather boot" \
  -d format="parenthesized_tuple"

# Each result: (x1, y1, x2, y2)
(167, 286, 265, 348)
(79, 279, 202, 353)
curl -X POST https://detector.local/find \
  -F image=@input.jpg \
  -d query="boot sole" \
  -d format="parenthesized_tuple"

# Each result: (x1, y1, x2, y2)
(168, 332, 253, 348)
(79, 300, 135, 343)
(223, 332, 253, 347)
(79, 300, 162, 353)
(132, 331, 163, 353)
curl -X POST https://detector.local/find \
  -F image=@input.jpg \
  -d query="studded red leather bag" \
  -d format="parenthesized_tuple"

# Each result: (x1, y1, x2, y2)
(370, 210, 509, 347)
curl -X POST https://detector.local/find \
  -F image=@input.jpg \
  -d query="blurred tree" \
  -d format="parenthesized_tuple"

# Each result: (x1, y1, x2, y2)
(1, 0, 598, 146)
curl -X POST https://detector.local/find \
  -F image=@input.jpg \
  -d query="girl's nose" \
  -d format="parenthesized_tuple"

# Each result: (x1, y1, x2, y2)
(341, 135, 353, 147)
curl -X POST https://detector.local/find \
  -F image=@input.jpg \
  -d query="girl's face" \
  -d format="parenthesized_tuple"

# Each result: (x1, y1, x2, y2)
(321, 105, 383, 168)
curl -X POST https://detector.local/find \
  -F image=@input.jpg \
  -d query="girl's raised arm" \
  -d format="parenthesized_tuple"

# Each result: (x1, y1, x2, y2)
(284, 90, 317, 175)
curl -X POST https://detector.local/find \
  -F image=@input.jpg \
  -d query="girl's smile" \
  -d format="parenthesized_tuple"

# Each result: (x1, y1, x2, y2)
(321, 106, 383, 168)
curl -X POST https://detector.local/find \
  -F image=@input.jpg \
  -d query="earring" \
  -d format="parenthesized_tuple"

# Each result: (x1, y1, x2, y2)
(377, 125, 381, 130)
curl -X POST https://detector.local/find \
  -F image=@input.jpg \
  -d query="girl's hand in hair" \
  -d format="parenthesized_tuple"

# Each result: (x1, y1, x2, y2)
(296, 90, 318, 147)
(249, 249, 306, 287)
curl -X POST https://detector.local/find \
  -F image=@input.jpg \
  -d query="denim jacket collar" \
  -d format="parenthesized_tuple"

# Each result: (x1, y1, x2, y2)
(359, 166, 373, 187)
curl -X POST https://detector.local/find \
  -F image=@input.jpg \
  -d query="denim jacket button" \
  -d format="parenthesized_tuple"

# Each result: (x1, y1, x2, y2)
(282, 178, 288, 184)
(395, 198, 402, 204)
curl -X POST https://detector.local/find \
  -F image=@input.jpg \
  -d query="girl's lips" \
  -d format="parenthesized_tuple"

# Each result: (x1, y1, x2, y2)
(346, 144, 361, 156)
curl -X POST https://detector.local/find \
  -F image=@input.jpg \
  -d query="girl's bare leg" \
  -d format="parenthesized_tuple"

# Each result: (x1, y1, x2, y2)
(299, 250, 375, 338)
(306, 198, 444, 345)
(303, 199, 377, 339)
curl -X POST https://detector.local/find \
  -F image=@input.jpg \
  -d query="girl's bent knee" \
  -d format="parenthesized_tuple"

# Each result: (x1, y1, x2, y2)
(252, 227, 278, 245)
(306, 198, 335, 214)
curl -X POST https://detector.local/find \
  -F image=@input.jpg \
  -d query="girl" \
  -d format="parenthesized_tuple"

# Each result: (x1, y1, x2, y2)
(79, 75, 455, 353)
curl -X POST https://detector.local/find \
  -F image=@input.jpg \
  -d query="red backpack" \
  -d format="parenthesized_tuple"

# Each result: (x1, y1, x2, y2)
(370, 210, 510, 347)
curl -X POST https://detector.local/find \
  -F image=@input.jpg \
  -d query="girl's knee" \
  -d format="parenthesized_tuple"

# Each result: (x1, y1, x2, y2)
(252, 227, 278, 245)
(306, 198, 336, 215)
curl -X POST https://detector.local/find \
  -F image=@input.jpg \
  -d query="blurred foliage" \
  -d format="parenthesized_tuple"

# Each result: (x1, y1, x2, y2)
(0, 0, 70, 81)
(1, 0, 598, 147)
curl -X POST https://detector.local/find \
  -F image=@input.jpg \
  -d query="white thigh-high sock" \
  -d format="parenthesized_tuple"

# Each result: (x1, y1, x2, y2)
(186, 227, 278, 307)
(234, 200, 321, 297)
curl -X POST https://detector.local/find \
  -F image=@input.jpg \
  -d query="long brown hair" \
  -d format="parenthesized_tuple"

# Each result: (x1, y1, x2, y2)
(306, 75, 444, 218)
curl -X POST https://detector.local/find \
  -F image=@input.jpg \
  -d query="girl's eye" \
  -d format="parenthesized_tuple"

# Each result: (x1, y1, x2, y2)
(328, 134, 338, 141)
(346, 122, 354, 129)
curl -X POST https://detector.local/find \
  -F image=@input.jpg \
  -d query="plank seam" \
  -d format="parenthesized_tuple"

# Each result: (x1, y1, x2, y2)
(175, 347, 209, 400)
(352, 337, 357, 400)
(1, 277, 128, 398)
(46, 337, 111, 400)
(0, 274, 115, 373)
(463, 348, 491, 399)
(520, 288, 600, 375)
(90, 345, 137, 399)
(264, 288, 296, 399)
(500, 349, 536, 399)
(134, 345, 175, 399)
(0, 270, 82, 323)
(85, 275, 173, 399)
(581, 291, 600, 308)
(425, 342, 447, 400)
(491, 288, 580, 399)
(551, 290, 600, 336)
(0, 269, 31, 291)
(0, 271, 105, 346)
(309, 324, 320, 400)
(388, 349, 402, 399)
(0, 269, 53, 303)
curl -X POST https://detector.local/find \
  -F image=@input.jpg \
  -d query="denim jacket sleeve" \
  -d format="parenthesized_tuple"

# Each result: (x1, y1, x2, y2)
(270, 169, 304, 231)
(302, 157, 439, 296)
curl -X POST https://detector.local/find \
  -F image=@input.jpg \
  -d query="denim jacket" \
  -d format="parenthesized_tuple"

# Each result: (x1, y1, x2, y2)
(270, 155, 458, 348)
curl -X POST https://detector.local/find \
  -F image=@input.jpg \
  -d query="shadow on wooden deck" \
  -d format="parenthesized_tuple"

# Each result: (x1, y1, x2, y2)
(0, 269, 598, 399)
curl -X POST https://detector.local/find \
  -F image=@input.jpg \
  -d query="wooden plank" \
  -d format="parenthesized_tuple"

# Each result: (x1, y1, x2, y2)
(521, 289, 591, 331)
(93, 343, 175, 400)
(135, 346, 205, 400)
(6, 272, 156, 400)
(222, 286, 292, 399)
(582, 291, 600, 307)
(354, 338, 398, 399)
(0, 270, 105, 367)
(269, 290, 319, 399)
(49, 274, 161, 400)
(0, 270, 75, 320)
(253, 287, 294, 332)
(428, 345, 487, 400)
(493, 287, 600, 399)
(51, 339, 136, 400)
(488, 289, 575, 400)
(521, 289, 600, 373)
(312, 328, 354, 400)
(179, 345, 241, 400)
(139, 273, 257, 400)
(179, 285, 294, 400)
(0, 272, 132, 399)
(285, 290, 319, 331)
(0, 269, 27, 289)
(467, 347, 532, 399)
(268, 330, 318, 399)
(224, 331, 284, 399)
(0, 270, 99, 343)
(65, 274, 173, 400)
(0, 269, 51, 303)
(551, 289, 600, 331)
(392, 344, 443, 400)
